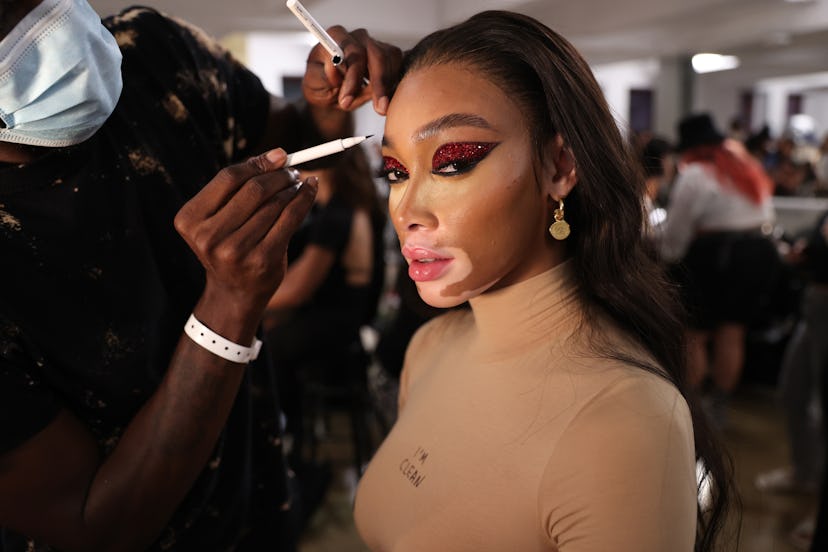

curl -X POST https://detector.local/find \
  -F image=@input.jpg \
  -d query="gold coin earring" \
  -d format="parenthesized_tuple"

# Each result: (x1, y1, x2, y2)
(548, 198, 570, 240)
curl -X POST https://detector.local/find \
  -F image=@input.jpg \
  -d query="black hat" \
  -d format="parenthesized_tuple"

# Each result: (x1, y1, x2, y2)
(676, 113, 724, 152)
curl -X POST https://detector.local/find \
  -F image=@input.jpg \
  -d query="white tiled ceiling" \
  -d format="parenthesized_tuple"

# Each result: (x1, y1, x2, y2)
(89, 0, 828, 80)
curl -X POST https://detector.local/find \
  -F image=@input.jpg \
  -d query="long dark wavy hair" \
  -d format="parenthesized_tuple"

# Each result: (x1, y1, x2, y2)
(401, 11, 736, 550)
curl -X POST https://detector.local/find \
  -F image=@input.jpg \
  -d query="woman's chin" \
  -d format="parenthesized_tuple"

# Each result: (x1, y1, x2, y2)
(415, 282, 486, 309)
(415, 285, 468, 310)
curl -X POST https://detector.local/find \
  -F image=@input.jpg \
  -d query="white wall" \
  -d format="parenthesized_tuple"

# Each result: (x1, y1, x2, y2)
(242, 37, 671, 145)
(653, 57, 689, 141)
(804, 90, 828, 141)
(592, 57, 690, 142)
(243, 32, 316, 96)
(592, 61, 828, 144)
(695, 70, 828, 141)
(752, 72, 828, 140)
(592, 58, 660, 135)
(693, 72, 743, 136)
(236, 31, 828, 150)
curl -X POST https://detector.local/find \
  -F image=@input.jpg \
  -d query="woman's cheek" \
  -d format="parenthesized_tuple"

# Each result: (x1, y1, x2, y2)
(439, 247, 499, 302)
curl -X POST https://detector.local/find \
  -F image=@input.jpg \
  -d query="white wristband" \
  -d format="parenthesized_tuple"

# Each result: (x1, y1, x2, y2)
(184, 314, 262, 364)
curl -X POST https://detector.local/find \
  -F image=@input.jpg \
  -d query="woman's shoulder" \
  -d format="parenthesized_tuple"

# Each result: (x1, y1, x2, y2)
(547, 358, 694, 479)
(592, 366, 689, 421)
(568, 322, 689, 426)
(538, 362, 697, 549)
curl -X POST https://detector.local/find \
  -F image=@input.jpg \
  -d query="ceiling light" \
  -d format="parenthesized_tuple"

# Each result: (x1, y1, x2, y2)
(691, 53, 740, 74)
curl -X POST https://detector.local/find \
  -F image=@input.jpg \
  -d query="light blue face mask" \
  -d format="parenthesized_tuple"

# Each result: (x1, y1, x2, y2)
(0, 0, 123, 147)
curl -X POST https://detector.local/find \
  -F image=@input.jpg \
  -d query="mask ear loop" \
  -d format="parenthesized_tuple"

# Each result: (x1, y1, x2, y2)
(548, 198, 570, 240)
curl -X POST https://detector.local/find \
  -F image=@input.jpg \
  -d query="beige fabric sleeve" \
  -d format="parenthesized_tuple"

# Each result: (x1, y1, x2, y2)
(539, 377, 697, 551)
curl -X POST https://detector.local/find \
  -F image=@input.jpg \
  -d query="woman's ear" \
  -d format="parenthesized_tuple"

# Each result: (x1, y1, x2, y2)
(541, 134, 577, 200)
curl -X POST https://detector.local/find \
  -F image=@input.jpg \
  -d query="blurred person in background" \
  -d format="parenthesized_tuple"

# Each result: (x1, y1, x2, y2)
(660, 113, 780, 424)
(640, 135, 675, 233)
(263, 142, 386, 523)
(755, 207, 828, 498)
(814, 133, 828, 196)
(759, 210, 828, 550)
(770, 135, 816, 197)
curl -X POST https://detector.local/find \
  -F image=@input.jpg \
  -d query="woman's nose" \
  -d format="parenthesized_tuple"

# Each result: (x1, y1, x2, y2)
(390, 178, 438, 233)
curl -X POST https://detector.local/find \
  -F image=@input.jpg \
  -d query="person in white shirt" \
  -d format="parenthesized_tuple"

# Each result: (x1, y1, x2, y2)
(660, 113, 780, 421)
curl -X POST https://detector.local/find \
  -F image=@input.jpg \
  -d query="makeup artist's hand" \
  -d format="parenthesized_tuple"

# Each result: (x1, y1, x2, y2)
(174, 149, 317, 331)
(302, 26, 402, 115)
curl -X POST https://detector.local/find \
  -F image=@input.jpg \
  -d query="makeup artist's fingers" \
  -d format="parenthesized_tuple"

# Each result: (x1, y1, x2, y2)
(176, 149, 287, 220)
(301, 26, 401, 113)
(175, 156, 316, 310)
(306, 41, 344, 89)
(302, 57, 340, 111)
(349, 28, 402, 115)
(324, 25, 366, 110)
(326, 26, 401, 113)
(194, 177, 313, 312)
(225, 176, 317, 263)
(205, 167, 300, 241)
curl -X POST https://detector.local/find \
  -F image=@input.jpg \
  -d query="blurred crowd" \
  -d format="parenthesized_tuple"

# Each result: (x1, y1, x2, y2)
(630, 112, 828, 551)
(634, 114, 828, 206)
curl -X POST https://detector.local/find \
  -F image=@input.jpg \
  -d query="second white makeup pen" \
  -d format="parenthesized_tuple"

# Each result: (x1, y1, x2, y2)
(286, 0, 344, 65)
(284, 135, 372, 167)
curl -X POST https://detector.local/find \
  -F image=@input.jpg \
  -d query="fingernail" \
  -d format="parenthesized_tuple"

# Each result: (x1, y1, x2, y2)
(377, 96, 389, 114)
(265, 148, 286, 163)
(339, 95, 354, 109)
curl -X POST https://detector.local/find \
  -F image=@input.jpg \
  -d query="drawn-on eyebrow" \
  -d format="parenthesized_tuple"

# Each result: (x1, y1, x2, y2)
(412, 113, 494, 143)
(382, 113, 494, 149)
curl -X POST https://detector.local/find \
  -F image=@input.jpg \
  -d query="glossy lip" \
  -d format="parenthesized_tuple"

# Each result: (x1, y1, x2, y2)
(401, 245, 453, 263)
(401, 245, 454, 282)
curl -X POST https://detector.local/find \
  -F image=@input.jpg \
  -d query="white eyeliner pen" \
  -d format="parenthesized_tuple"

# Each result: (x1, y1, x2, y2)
(285, 135, 372, 167)
(286, 0, 345, 65)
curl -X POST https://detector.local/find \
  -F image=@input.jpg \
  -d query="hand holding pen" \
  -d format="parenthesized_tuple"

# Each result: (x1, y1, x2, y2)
(287, 0, 402, 114)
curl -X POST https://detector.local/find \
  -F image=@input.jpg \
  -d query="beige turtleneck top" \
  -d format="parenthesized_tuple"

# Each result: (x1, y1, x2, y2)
(354, 263, 697, 551)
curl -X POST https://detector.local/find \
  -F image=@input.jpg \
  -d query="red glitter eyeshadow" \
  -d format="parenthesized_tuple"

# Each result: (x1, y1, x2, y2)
(432, 142, 497, 170)
(382, 156, 407, 173)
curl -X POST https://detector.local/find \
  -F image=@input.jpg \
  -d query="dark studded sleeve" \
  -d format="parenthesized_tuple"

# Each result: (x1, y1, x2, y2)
(104, 7, 272, 165)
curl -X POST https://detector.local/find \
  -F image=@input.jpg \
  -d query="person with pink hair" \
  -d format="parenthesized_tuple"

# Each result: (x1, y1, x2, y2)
(660, 113, 780, 420)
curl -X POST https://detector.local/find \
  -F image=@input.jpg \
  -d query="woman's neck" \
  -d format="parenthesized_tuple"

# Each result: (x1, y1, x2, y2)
(468, 262, 582, 358)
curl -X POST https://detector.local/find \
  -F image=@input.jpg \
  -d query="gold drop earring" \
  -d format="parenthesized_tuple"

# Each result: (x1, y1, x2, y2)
(548, 198, 570, 240)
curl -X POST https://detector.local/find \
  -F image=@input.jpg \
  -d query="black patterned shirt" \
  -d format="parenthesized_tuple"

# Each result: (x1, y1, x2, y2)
(0, 7, 299, 551)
